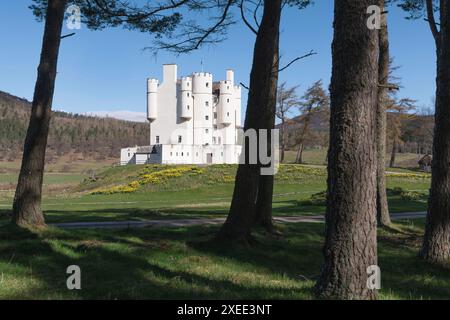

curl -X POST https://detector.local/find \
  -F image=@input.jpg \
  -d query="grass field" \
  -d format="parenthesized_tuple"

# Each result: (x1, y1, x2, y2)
(0, 153, 445, 300)
(0, 161, 431, 224)
(0, 219, 449, 299)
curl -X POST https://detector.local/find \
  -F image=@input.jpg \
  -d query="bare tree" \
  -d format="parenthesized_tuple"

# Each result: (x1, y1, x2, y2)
(388, 98, 417, 167)
(276, 83, 299, 163)
(294, 80, 329, 164)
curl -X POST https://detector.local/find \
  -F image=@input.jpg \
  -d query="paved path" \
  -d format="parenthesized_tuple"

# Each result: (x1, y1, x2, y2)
(50, 212, 427, 230)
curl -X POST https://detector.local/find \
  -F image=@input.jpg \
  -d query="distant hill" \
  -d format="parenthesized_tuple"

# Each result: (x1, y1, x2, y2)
(0, 91, 149, 163)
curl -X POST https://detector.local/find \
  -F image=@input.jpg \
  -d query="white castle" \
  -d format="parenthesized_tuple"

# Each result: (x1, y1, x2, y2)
(120, 64, 243, 165)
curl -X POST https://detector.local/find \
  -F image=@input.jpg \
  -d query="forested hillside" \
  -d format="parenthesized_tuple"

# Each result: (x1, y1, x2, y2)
(279, 108, 434, 156)
(0, 91, 149, 162)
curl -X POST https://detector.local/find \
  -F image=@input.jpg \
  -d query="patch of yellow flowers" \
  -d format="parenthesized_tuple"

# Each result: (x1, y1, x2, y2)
(386, 172, 430, 179)
(92, 166, 204, 195)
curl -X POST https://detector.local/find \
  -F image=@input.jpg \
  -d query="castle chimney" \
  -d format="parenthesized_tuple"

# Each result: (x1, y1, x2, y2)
(226, 69, 234, 84)
(163, 64, 177, 83)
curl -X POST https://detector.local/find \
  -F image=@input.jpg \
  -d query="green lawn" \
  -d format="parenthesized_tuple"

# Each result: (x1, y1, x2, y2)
(0, 173, 87, 185)
(0, 219, 448, 299)
(0, 164, 431, 224)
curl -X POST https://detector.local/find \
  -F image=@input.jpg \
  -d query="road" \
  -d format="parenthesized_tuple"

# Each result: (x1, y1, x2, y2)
(50, 211, 427, 230)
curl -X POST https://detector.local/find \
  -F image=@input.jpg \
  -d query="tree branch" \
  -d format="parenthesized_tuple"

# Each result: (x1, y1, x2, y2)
(253, 0, 262, 30)
(378, 83, 400, 91)
(240, 82, 249, 90)
(425, 0, 440, 44)
(240, 0, 258, 35)
(278, 50, 317, 73)
(60, 32, 76, 39)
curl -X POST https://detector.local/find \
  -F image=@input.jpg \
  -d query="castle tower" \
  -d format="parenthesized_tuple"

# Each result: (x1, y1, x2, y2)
(192, 72, 213, 145)
(146, 78, 158, 121)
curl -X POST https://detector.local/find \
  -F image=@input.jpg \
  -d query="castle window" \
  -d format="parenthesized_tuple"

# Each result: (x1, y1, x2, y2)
(205, 101, 209, 107)
(156, 136, 160, 144)
(206, 82, 209, 87)
(187, 105, 190, 110)
(187, 152, 189, 156)
(227, 112, 230, 117)
(196, 152, 199, 156)
(128, 153, 130, 157)
(213, 137, 216, 144)
(227, 86, 230, 90)
(187, 82, 190, 87)
(170, 152, 173, 156)
(176, 152, 178, 156)
(205, 129, 209, 133)
(214, 112, 217, 119)
(187, 92, 190, 97)
(182, 152, 184, 156)
(205, 115, 209, 120)
(178, 135, 182, 143)
(227, 99, 230, 103)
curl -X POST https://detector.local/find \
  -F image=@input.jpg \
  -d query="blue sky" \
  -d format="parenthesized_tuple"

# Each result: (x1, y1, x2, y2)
(0, 1, 437, 122)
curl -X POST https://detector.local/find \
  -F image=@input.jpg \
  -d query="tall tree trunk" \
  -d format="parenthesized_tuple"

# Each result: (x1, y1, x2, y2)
(421, 0, 450, 264)
(376, 1, 391, 226)
(389, 136, 397, 168)
(12, 0, 67, 228)
(315, 0, 379, 299)
(217, 0, 281, 243)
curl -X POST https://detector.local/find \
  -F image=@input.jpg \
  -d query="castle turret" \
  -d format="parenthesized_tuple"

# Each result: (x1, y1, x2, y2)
(147, 78, 158, 121)
(218, 80, 233, 125)
(180, 77, 193, 119)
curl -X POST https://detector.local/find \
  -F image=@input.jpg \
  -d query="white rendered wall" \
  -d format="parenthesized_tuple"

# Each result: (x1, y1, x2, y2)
(120, 147, 138, 165)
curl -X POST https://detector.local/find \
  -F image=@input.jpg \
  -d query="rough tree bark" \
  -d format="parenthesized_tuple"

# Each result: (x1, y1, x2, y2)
(421, 0, 450, 264)
(315, 0, 379, 299)
(376, 0, 391, 226)
(217, 0, 281, 242)
(12, 0, 67, 228)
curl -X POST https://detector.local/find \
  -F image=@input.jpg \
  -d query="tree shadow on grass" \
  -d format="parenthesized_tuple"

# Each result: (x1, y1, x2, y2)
(1, 218, 449, 300)
(42, 208, 189, 223)
(0, 224, 314, 299)
(187, 223, 324, 286)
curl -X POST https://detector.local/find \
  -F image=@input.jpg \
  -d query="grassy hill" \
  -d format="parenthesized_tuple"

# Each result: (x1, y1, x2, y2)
(0, 90, 149, 164)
